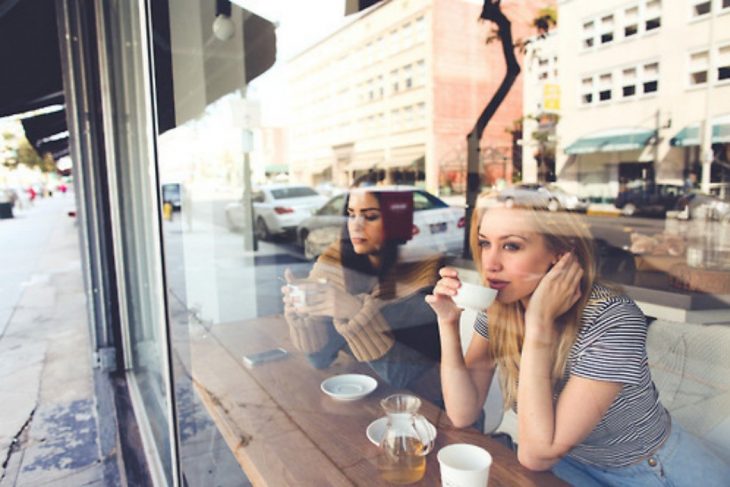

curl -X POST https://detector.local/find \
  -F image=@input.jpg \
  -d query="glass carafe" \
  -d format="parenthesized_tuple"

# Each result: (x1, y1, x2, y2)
(376, 394, 435, 484)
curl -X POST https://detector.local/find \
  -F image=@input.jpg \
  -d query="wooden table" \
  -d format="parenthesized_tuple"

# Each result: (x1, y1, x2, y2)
(188, 316, 567, 486)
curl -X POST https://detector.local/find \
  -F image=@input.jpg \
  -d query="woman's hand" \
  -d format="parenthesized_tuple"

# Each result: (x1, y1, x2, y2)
(298, 282, 361, 321)
(281, 268, 303, 319)
(425, 267, 464, 325)
(525, 252, 583, 328)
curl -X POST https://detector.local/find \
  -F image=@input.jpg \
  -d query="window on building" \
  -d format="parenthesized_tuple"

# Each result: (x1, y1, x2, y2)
(376, 37, 384, 62)
(692, 1, 712, 17)
(645, 0, 661, 30)
(622, 67, 637, 97)
(415, 60, 426, 86)
(624, 6, 639, 37)
(391, 108, 400, 128)
(403, 64, 413, 89)
(367, 78, 374, 100)
(377, 75, 384, 98)
(390, 29, 398, 55)
(600, 15, 614, 44)
(391, 69, 399, 93)
(642, 62, 659, 93)
(582, 20, 595, 48)
(404, 105, 414, 126)
(416, 102, 425, 123)
(718, 45, 730, 81)
(690, 50, 710, 85)
(401, 22, 412, 50)
(599, 73, 613, 101)
(581, 77, 594, 104)
(415, 16, 425, 41)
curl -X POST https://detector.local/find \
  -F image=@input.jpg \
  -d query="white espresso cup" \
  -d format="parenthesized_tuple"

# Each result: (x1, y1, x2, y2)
(438, 443, 493, 487)
(452, 282, 498, 312)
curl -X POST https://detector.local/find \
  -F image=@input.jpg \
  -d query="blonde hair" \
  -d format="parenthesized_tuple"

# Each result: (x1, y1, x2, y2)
(469, 192, 597, 409)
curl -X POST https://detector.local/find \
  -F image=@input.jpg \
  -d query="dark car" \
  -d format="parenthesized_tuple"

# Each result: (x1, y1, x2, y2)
(614, 183, 684, 217)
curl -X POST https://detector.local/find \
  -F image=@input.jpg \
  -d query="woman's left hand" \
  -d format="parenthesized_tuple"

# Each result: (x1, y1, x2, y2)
(298, 283, 362, 321)
(525, 252, 583, 328)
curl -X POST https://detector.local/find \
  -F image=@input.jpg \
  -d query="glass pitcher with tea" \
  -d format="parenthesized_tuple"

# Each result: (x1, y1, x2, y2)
(377, 394, 435, 484)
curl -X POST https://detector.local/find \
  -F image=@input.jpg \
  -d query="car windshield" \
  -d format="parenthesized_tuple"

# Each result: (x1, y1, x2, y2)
(270, 187, 318, 199)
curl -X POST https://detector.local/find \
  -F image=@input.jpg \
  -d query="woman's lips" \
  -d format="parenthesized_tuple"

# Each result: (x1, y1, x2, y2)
(488, 279, 509, 290)
(351, 237, 366, 244)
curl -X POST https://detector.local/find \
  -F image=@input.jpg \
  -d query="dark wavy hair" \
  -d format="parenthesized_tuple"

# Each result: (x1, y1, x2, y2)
(340, 191, 400, 294)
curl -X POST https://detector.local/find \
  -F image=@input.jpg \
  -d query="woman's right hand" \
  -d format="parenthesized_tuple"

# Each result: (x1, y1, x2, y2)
(425, 266, 463, 325)
(281, 268, 302, 318)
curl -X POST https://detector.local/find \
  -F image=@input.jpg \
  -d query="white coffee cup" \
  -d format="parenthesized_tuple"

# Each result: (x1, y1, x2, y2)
(452, 282, 498, 311)
(438, 443, 493, 487)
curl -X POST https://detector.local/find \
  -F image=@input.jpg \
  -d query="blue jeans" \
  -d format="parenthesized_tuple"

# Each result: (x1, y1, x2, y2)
(552, 422, 730, 486)
(307, 321, 441, 403)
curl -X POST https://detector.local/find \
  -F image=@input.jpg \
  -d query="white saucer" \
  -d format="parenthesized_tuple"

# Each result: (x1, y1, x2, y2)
(366, 416, 437, 446)
(320, 374, 377, 401)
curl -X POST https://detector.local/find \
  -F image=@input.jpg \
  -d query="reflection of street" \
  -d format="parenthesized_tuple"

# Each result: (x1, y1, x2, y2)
(161, 198, 314, 327)
(161, 196, 677, 328)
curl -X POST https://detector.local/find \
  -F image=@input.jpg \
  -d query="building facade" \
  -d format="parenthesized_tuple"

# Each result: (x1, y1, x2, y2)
(287, 0, 552, 194)
(557, 0, 730, 200)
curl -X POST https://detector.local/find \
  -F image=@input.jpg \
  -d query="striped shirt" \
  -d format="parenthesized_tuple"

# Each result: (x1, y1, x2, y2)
(474, 283, 670, 467)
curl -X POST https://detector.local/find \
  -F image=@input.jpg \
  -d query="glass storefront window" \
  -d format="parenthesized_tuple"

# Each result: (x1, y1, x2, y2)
(92, 0, 730, 483)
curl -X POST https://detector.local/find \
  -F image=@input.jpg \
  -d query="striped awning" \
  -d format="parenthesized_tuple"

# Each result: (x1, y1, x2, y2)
(670, 115, 730, 147)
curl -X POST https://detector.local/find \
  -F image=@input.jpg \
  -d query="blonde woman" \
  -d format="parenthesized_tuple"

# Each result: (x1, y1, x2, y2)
(426, 194, 729, 486)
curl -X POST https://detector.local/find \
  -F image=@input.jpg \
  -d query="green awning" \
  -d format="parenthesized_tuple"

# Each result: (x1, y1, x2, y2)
(670, 117, 730, 147)
(264, 164, 288, 173)
(564, 128, 655, 155)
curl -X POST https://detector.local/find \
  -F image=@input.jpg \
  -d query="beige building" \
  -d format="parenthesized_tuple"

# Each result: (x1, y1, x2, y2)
(556, 0, 730, 200)
(286, 0, 551, 194)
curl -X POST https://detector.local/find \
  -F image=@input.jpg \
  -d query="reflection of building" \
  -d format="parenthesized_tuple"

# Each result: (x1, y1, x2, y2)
(522, 31, 559, 184)
(287, 0, 552, 194)
(557, 0, 730, 200)
(253, 127, 289, 182)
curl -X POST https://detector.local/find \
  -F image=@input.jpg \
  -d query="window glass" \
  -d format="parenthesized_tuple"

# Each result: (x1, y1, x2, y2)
(693, 1, 712, 16)
(131, 1, 730, 484)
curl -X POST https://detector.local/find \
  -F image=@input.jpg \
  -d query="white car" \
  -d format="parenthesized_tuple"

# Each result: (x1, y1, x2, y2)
(296, 187, 466, 260)
(225, 184, 328, 240)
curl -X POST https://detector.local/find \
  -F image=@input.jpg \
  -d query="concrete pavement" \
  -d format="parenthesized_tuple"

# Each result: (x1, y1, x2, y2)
(0, 195, 118, 486)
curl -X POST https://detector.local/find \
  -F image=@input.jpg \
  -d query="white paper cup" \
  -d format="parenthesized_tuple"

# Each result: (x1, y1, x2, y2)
(452, 282, 498, 311)
(438, 443, 493, 487)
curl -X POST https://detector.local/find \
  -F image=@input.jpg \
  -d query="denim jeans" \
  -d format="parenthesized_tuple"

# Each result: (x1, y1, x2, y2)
(306, 320, 441, 403)
(552, 422, 730, 486)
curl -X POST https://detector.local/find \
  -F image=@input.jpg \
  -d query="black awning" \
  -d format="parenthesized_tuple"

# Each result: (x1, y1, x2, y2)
(21, 109, 68, 147)
(36, 136, 69, 158)
(0, 0, 64, 117)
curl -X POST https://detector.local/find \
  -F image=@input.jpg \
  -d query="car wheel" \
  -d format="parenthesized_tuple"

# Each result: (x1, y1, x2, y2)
(547, 199, 560, 212)
(504, 197, 515, 208)
(255, 217, 271, 241)
(303, 236, 319, 260)
(622, 203, 637, 217)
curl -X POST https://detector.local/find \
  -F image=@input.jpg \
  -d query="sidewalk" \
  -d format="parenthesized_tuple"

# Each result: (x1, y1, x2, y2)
(0, 196, 118, 486)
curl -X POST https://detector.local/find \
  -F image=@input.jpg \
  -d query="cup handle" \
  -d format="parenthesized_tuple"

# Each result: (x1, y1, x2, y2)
(413, 414, 434, 456)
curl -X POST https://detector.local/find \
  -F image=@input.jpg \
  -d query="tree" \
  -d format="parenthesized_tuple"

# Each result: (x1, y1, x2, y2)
(1, 135, 56, 173)
(463, 1, 556, 257)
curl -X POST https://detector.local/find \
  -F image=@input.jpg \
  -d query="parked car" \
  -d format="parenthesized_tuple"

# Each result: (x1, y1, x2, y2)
(296, 186, 465, 260)
(614, 182, 684, 217)
(497, 184, 589, 212)
(675, 192, 730, 222)
(225, 184, 328, 240)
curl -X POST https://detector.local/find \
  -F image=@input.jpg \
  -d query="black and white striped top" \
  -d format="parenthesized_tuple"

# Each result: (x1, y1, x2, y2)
(474, 283, 670, 468)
